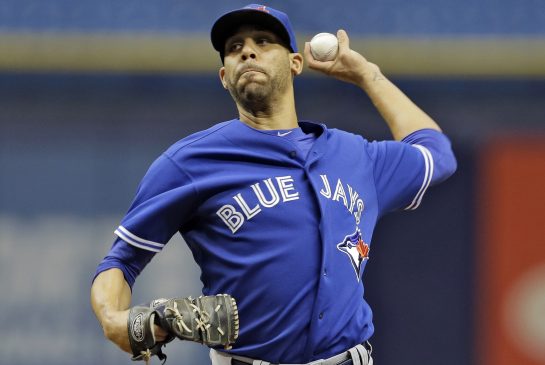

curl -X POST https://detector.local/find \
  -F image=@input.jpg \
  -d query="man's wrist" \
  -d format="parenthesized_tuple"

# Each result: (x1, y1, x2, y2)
(357, 63, 385, 90)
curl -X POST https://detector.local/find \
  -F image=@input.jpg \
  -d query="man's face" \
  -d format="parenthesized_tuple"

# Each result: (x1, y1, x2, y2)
(219, 26, 299, 111)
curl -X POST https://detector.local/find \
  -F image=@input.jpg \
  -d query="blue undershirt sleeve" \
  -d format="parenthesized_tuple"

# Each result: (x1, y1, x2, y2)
(93, 237, 155, 289)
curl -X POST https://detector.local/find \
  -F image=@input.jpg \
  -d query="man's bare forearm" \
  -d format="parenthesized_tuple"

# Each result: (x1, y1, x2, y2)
(90, 268, 132, 353)
(304, 30, 442, 141)
(357, 65, 441, 141)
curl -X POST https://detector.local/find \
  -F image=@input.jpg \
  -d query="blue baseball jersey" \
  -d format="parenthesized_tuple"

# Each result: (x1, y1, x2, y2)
(114, 119, 435, 363)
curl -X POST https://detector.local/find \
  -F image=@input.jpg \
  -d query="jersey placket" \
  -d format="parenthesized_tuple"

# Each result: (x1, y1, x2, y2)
(299, 131, 334, 360)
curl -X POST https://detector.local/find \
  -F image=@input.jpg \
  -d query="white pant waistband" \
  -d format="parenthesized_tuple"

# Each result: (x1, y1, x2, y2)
(210, 342, 373, 365)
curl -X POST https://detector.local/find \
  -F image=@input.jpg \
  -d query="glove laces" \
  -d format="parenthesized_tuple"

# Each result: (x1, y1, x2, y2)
(192, 302, 212, 334)
(165, 301, 192, 334)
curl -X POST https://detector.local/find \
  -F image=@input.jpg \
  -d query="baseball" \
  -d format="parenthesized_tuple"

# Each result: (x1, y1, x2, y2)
(310, 33, 339, 61)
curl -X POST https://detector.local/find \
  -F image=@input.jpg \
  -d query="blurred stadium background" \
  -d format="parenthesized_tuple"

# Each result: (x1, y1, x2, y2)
(1, 1, 544, 364)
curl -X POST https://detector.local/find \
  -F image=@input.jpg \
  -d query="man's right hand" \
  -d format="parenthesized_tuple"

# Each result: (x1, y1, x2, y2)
(127, 304, 174, 362)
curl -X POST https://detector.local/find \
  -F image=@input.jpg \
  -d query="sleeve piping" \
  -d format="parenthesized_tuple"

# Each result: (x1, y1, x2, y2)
(114, 226, 165, 253)
(404, 144, 434, 210)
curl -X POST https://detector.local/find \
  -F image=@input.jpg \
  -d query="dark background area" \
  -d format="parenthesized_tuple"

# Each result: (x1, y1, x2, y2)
(2, 73, 542, 364)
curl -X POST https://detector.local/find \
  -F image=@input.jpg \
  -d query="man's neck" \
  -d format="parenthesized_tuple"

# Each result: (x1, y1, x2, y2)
(236, 92, 299, 130)
(238, 109, 299, 130)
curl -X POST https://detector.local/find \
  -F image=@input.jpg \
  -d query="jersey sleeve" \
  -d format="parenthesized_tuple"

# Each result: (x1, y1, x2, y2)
(401, 129, 457, 186)
(114, 154, 199, 253)
(366, 139, 434, 215)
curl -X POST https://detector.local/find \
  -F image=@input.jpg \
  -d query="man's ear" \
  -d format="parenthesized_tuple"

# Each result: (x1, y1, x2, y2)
(290, 53, 304, 76)
(219, 67, 228, 89)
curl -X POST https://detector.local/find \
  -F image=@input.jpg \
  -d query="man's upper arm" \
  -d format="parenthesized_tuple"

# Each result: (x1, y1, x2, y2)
(368, 129, 456, 215)
(115, 154, 199, 253)
(369, 140, 433, 215)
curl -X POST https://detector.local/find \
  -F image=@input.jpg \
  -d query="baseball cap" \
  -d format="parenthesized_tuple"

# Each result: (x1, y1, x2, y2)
(211, 4, 298, 61)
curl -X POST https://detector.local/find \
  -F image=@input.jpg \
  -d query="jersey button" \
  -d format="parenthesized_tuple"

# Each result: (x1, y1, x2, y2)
(323, 269, 327, 276)
(319, 312, 324, 319)
(289, 151, 297, 158)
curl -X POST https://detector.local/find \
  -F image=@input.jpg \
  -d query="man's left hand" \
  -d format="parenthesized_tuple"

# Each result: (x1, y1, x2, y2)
(304, 29, 380, 87)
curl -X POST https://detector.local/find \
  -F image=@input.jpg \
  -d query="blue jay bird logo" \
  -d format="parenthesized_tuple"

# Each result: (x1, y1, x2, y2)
(337, 228, 370, 281)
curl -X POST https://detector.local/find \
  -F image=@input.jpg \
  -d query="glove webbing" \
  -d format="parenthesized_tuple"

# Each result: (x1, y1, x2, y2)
(164, 299, 229, 342)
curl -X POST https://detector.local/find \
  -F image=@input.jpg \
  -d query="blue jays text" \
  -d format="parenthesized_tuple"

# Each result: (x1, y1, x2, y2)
(217, 174, 364, 233)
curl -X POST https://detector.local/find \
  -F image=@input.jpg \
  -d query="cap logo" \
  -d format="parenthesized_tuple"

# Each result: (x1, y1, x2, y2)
(255, 5, 270, 13)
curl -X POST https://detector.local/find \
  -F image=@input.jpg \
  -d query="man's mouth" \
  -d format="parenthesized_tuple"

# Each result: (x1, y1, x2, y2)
(239, 66, 266, 77)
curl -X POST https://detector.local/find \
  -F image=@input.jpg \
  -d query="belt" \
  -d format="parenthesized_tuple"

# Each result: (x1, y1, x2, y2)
(231, 360, 354, 365)
(229, 342, 372, 365)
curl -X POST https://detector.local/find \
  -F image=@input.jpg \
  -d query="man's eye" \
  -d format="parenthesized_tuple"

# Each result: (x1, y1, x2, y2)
(257, 38, 271, 45)
(228, 43, 243, 52)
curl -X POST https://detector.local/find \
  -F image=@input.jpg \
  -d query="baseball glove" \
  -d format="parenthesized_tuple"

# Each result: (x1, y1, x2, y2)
(128, 294, 239, 363)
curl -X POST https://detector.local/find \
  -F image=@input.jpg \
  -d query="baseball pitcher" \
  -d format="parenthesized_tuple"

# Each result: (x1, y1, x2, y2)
(91, 4, 457, 365)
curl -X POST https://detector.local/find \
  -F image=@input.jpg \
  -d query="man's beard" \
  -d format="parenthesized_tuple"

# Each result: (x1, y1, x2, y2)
(227, 69, 290, 115)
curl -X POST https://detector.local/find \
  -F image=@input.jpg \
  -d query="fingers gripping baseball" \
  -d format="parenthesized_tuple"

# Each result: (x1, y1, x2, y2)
(305, 30, 376, 85)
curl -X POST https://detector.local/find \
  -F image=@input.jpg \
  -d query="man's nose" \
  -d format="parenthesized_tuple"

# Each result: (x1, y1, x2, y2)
(241, 40, 257, 61)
